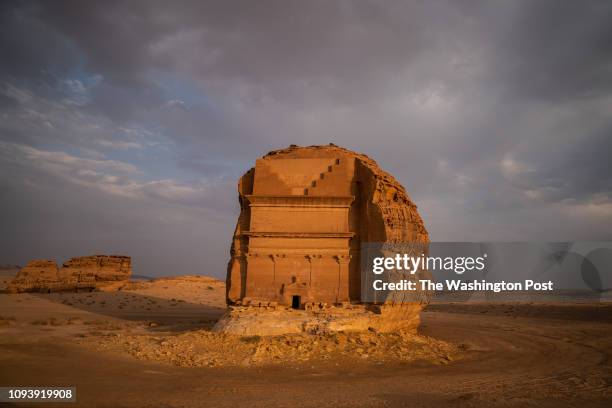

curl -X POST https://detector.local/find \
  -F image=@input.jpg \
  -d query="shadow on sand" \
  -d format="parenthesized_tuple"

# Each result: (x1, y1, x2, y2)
(30, 290, 227, 333)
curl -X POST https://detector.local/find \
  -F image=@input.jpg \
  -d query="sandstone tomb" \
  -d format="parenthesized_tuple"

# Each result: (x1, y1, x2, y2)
(220, 144, 430, 334)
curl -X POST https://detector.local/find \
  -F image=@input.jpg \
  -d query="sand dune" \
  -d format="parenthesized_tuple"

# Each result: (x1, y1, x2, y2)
(1, 275, 611, 407)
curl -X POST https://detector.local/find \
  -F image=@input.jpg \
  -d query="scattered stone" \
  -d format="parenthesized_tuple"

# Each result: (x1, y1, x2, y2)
(81, 327, 456, 368)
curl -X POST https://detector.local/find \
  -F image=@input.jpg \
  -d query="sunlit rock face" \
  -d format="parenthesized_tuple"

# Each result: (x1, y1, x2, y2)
(225, 144, 429, 310)
(8, 255, 131, 293)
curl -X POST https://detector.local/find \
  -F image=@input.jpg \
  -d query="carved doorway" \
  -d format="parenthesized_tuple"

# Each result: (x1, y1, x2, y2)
(291, 295, 301, 309)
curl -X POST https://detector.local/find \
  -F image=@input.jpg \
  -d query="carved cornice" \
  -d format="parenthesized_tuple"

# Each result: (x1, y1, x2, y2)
(245, 195, 354, 208)
(242, 231, 355, 238)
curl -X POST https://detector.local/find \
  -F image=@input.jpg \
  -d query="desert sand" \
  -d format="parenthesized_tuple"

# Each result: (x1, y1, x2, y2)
(1, 274, 611, 407)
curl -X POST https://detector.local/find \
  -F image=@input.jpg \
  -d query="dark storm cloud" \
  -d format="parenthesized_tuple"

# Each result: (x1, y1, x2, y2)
(1, 0, 611, 276)
(6, 1, 612, 101)
(0, 1, 77, 80)
(490, 0, 612, 101)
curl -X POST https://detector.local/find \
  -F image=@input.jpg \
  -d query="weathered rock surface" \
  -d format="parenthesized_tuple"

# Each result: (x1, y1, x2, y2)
(89, 323, 455, 368)
(0, 264, 20, 292)
(213, 303, 423, 336)
(222, 144, 430, 334)
(8, 255, 131, 293)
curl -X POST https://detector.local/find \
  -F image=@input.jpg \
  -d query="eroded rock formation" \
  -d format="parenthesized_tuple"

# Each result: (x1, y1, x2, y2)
(221, 144, 430, 334)
(8, 255, 131, 293)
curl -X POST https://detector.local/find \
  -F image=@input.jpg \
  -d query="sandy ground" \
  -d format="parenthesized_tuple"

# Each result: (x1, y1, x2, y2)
(0, 276, 611, 407)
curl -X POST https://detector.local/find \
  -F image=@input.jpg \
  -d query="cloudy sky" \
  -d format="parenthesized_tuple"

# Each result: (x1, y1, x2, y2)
(1, 0, 611, 277)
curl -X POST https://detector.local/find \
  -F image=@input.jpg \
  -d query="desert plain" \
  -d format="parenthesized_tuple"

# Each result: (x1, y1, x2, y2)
(0, 267, 611, 408)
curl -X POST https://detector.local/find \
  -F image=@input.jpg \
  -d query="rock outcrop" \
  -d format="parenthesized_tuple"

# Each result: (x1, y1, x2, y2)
(220, 144, 430, 334)
(214, 303, 423, 336)
(7, 255, 131, 293)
